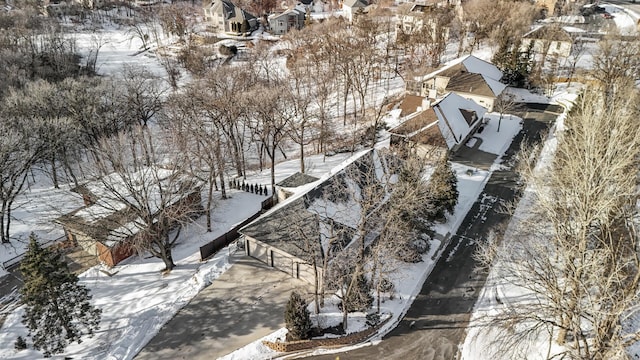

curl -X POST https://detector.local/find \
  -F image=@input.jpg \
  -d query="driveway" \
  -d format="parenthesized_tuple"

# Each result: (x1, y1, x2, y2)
(136, 251, 312, 360)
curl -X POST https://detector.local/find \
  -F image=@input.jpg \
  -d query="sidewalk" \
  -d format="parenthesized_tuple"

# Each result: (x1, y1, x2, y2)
(135, 251, 313, 360)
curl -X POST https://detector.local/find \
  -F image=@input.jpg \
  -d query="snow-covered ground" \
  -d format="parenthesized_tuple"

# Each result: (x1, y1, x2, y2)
(220, 106, 527, 360)
(0, 9, 578, 359)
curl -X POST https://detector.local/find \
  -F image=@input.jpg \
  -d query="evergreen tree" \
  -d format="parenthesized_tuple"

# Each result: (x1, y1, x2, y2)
(492, 37, 534, 87)
(284, 291, 312, 340)
(20, 234, 101, 357)
(426, 158, 459, 221)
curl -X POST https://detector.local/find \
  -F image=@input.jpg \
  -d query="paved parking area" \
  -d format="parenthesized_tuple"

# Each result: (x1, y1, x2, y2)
(135, 251, 312, 360)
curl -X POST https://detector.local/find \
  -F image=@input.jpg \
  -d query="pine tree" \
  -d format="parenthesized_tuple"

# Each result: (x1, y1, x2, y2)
(284, 291, 312, 340)
(20, 234, 101, 357)
(427, 158, 459, 221)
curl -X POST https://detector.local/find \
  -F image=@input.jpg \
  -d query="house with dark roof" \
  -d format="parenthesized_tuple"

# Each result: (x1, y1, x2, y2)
(390, 92, 487, 157)
(239, 149, 393, 286)
(406, 55, 506, 111)
(203, 0, 258, 34)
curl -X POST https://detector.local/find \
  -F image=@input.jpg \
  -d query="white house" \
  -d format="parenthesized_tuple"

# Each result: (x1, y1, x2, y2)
(342, 0, 368, 22)
(522, 25, 577, 59)
(203, 0, 258, 34)
(268, 6, 306, 35)
(407, 55, 506, 111)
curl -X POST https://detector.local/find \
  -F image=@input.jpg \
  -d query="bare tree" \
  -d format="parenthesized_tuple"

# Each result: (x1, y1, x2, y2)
(475, 87, 640, 359)
(87, 128, 204, 271)
(591, 34, 640, 102)
(0, 123, 42, 243)
(119, 65, 166, 128)
(494, 93, 516, 133)
(246, 82, 294, 196)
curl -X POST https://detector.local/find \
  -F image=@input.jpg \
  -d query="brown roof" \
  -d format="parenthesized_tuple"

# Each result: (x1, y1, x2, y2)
(389, 108, 438, 135)
(389, 109, 446, 149)
(409, 123, 447, 148)
(398, 95, 427, 117)
(436, 62, 467, 79)
(459, 109, 478, 126)
(446, 72, 495, 97)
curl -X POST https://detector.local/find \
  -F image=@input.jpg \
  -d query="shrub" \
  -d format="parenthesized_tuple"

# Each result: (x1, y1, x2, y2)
(219, 44, 238, 56)
(343, 273, 373, 313)
(14, 336, 27, 350)
(284, 291, 312, 341)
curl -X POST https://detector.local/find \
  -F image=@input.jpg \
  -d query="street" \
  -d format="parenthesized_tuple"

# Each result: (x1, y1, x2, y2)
(307, 104, 561, 360)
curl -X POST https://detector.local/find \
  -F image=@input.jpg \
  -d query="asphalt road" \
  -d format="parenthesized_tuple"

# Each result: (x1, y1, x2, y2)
(307, 104, 561, 360)
(605, 0, 640, 15)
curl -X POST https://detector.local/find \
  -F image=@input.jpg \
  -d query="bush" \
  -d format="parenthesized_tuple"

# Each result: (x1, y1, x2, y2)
(14, 336, 27, 350)
(284, 291, 312, 341)
(379, 278, 394, 292)
(219, 44, 238, 56)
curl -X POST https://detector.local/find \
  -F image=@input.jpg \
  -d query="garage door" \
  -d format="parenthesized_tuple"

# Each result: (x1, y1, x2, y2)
(271, 250, 294, 277)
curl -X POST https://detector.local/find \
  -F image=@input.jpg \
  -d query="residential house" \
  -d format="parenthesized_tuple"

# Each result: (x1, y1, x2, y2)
(203, 0, 258, 34)
(342, 0, 368, 22)
(268, 6, 307, 35)
(406, 55, 506, 111)
(390, 92, 487, 156)
(57, 167, 203, 267)
(522, 25, 577, 59)
(396, 1, 456, 39)
(239, 149, 393, 286)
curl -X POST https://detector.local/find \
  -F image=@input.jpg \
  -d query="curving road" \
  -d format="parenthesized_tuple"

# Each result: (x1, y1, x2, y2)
(306, 104, 562, 360)
(604, 0, 640, 15)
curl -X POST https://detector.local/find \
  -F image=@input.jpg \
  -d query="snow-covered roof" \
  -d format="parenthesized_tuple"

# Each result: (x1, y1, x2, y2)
(432, 92, 487, 149)
(343, 0, 368, 8)
(419, 55, 503, 84)
(59, 166, 203, 248)
(523, 25, 574, 42)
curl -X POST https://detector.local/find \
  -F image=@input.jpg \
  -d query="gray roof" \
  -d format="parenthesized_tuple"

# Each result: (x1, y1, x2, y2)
(240, 149, 393, 261)
(277, 172, 319, 188)
(343, 0, 368, 8)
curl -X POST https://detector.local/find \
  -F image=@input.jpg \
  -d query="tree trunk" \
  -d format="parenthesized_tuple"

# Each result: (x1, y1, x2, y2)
(50, 157, 59, 189)
(0, 205, 7, 243)
(206, 173, 214, 232)
(161, 243, 176, 271)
